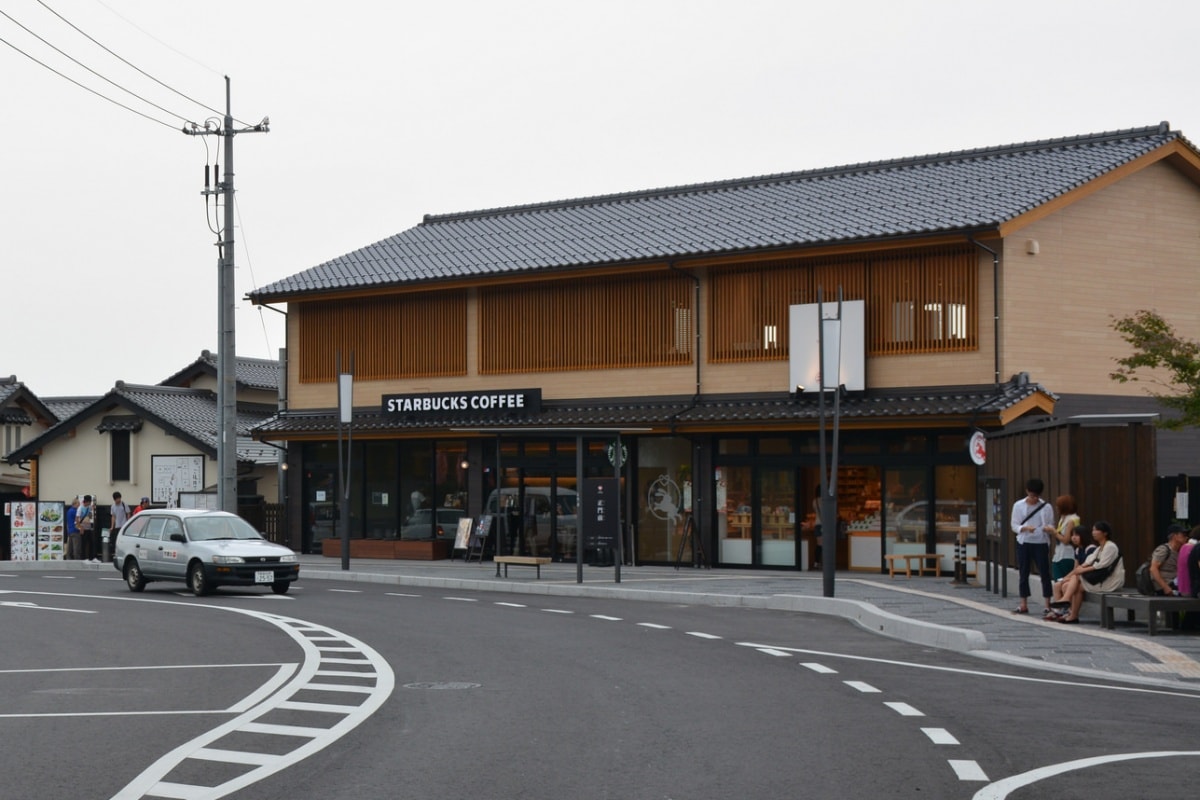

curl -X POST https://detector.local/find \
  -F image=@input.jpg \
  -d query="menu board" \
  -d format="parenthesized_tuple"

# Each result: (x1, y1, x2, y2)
(37, 501, 65, 560)
(10, 501, 37, 561)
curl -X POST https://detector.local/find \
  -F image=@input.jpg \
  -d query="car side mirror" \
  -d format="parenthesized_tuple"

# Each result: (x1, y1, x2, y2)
(170, 533, 186, 543)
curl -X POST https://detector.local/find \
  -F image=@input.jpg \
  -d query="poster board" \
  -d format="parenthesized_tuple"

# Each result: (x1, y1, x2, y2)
(179, 492, 220, 510)
(453, 517, 474, 550)
(8, 501, 38, 561)
(37, 501, 66, 560)
(152, 455, 205, 506)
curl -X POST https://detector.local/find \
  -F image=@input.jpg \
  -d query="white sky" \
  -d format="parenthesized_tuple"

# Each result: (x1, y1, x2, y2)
(4, 0, 1198, 397)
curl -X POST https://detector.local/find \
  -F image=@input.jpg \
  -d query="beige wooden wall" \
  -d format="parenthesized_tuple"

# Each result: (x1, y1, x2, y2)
(1000, 161, 1200, 395)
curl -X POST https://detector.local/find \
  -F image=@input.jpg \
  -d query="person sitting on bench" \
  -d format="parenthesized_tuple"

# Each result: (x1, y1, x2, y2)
(1051, 521, 1124, 625)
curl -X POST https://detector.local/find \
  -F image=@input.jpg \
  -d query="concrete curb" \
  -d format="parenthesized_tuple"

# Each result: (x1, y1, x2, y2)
(296, 566, 989, 654)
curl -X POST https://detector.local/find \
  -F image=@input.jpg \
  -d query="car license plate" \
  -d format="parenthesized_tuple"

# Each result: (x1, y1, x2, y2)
(255, 571, 274, 584)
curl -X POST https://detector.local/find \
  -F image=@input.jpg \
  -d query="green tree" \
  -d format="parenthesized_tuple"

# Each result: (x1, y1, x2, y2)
(1111, 309, 1200, 429)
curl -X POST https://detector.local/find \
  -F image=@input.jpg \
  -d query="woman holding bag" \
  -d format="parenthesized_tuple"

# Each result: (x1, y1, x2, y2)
(1054, 521, 1125, 624)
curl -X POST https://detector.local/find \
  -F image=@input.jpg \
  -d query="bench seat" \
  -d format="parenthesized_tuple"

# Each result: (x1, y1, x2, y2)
(884, 552, 940, 578)
(494, 555, 552, 579)
(1100, 593, 1200, 635)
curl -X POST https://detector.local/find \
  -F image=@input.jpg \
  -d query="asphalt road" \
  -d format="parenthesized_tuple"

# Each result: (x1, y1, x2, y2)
(2, 571, 1197, 800)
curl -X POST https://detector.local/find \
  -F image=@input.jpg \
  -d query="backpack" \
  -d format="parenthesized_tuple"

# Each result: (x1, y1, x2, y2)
(1135, 560, 1154, 595)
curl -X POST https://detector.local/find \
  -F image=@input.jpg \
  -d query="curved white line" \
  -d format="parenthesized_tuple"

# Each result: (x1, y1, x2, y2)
(110, 607, 394, 800)
(972, 751, 1200, 799)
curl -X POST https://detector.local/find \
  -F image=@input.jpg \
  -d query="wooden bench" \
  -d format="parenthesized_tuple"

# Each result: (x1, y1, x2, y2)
(884, 552, 941, 578)
(494, 555, 552, 579)
(1100, 593, 1200, 635)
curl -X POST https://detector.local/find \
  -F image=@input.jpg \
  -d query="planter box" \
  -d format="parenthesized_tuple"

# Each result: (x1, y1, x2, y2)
(321, 539, 450, 560)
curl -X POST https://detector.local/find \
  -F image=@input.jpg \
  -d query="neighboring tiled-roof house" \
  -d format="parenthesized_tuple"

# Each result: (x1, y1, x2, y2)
(6, 354, 283, 512)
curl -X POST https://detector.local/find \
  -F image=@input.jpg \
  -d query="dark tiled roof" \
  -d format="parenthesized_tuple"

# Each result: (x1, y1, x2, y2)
(95, 415, 143, 433)
(0, 377, 61, 426)
(6, 384, 278, 465)
(251, 123, 1188, 301)
(43, 396, 99, 421)
(159, 350, 282, 392)
(253, 380, 1054, 437)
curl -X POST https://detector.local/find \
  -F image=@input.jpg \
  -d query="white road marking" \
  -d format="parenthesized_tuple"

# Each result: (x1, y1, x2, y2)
(686, 631, 722, 640)
(734, 642, 1200, 698)
(922, 728, 959, 745)
(637, 622, 671, 629)
(756, 648, 792, 657)
(950, 760, 989, 781)
(1, 589, 395, 800)
(0, 600, 95, 614)
(883, 701, 923, 716)
(495, 602, 526, 607)
(801, 662, 837, 674)
(844, 680, 879, 693)
(541, 609, 573, 614)
(40, 575, 76, 580)
(590, 614, 622, 621)
(326, 589, 361, 593)
(443, 596, 477, 602)
(384, 592, 421, 598)
(972, 751, 1200, 799)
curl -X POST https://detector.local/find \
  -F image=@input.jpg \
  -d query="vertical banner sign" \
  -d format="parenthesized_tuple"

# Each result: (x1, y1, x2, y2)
(583, 478, 619, 552)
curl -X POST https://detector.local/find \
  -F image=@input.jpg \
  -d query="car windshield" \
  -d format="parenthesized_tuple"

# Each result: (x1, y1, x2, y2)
(185, 516, 264, 542)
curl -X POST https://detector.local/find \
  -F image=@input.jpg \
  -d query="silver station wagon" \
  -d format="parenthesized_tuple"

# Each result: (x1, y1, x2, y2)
(113, 509, 300, 596)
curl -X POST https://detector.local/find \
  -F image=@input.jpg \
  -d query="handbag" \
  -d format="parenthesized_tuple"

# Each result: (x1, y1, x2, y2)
(1082, 544, 1117, 584)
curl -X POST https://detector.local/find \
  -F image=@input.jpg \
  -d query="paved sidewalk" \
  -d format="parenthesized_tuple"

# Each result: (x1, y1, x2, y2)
(295, 555, 1200, 691)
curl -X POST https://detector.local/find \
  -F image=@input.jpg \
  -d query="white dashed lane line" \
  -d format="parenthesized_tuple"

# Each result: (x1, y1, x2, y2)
(541, 608, 573, 614)
(637, 622, 671, 629)
(495, 602, 526, 608)
(922, 728, 960, 745)
(844, 681, 880, 693)
(883, 701, 924, 717)
(802, 662, 838, 674)
(590, 614, 622, 621)
(443, 597, 478, 602)
(686, 631, 722, 640)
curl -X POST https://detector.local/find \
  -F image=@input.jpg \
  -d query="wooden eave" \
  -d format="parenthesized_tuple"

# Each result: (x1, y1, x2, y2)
(996, 391, 1057, 426)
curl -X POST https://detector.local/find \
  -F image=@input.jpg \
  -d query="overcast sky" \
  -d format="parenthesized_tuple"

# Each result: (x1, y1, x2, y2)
(4, 0, 1198, 397)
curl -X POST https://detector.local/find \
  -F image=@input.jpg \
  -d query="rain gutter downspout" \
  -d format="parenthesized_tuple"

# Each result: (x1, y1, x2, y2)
(969, 237, 1001, 389)
(667, 260, 702, 432)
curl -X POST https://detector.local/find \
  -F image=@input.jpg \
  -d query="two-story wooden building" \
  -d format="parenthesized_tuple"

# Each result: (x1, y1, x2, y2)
(250, 122, 1200, 570)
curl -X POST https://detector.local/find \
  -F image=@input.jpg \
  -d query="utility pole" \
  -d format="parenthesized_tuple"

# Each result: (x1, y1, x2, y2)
(184, 77, 268, 513)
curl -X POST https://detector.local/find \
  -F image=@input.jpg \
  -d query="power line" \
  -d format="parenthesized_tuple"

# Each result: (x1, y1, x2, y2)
(36, 0, 242, 125)
(0, 30, 177, 130)
(0, 7, 196, 126)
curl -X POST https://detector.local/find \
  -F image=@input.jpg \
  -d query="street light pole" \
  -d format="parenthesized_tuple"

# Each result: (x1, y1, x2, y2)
(817, 286, 844, 598)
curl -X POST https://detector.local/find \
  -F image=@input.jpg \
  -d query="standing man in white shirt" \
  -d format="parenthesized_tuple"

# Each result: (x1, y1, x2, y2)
(1010, 478, 1056, 615)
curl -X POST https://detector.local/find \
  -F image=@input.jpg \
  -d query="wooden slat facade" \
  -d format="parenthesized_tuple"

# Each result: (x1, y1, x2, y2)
(709, 245, 977, 362)
(296, 292, 468, 383)
(478, 272, 694, 374)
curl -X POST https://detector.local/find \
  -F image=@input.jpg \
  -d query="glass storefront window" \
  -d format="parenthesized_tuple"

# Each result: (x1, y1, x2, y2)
(636, 437, 692, 564)
(363, 442, 397, 539)
(759, 438, 792, 456)
(716, 465, 752, 565)
(717, 438, 750, 455)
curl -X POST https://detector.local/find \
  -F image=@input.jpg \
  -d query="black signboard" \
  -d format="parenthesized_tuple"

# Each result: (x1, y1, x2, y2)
(382, 389, 542, 417)
(582, 478, 619, 551)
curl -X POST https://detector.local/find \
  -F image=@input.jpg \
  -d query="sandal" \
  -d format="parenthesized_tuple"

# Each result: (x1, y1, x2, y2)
(1012, 606, 1029, 614)
(1058, 616, 1080, 624)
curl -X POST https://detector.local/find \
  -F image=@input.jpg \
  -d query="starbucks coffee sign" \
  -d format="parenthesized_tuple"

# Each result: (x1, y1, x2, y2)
(383, 388, 542, 416)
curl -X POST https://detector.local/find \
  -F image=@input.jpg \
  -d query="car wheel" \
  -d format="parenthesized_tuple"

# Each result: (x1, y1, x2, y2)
(124, 560, 146, 592)
(270, 581, 290, 595)
(188, 562, 211, 596)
